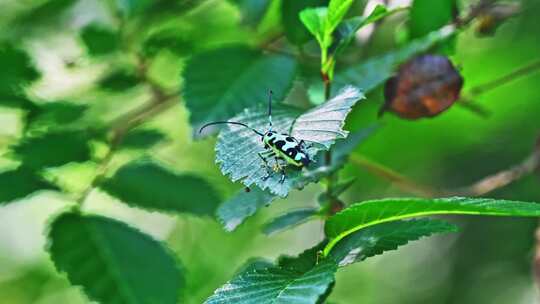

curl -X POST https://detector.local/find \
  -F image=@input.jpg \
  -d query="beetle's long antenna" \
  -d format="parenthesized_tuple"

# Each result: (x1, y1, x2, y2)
(268, 90, 273, 129)
(199, 121, 264, 136)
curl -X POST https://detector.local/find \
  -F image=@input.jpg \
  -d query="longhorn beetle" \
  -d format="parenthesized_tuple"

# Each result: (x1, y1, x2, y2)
(199, 91, 313, 183)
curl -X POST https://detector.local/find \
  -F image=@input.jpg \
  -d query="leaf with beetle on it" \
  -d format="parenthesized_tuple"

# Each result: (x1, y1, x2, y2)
(215, 124, 375, 232)
(212, 86, 364, 197)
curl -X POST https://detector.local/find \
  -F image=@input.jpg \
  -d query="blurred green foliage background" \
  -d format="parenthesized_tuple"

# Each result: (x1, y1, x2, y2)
(0, 0, 539, 303)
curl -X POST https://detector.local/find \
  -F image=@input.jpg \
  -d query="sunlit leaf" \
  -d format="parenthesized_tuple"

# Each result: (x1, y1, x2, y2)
(328, 219, 458, 266)
(216, 187, 276, 231)
(183, 46, 296, 132)
(101, 160, 221, 216)
(262, 207, 319, 235)
(205, 260, 336, 304)
(10, 130, 92, 170)
(0, 167, 58, 205)
(215, 86, 363, 196)
(49, 212, 183, 304)
(80, 25, 119, 56)
(323, 197, 540, 256)
(326, 0, 354, 33)
(299, 7, 328, 45)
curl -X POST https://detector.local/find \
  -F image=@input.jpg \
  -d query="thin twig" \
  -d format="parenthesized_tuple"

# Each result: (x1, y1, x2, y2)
(350, 138, 540, 198)
(468, 60, 540, 97)
(450, 139, 540, 196)
(349, 154, 440, 197)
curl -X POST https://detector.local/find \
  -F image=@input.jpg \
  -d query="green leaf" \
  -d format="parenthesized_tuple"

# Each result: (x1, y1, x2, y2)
(120, 129, 167, 150)
(48, 212, 183, 304)
(323, 197, 540, 256)
(216, 187, 276, 231)
(326, 0, 354, 34)
(98, 70, 139, 91)
(409, 0, 457, 39)
(331, 25, 456, 95)
(101, 160, 221, 216)
(278, 241, 326, 273)
(217, 124, 374, 230)
(183, 46, 296, 132)
(80, 25, 119, 56)
(299, 7, 328, 45)
(0, 167, 58, 205)
(331, 5, 404, 56)
(205, 261, 336, 304)
(0, 44, 39, 104)
(235, 258, 275, 274)
(10, 130, 92, 170)
(25, 102, 87, 131)
(214, 86, 363, 196)
(281, 0, 327, 45)
(263, 208, 319, 235)
(328, 219, 458, 266)
(142, 28, 193, 57)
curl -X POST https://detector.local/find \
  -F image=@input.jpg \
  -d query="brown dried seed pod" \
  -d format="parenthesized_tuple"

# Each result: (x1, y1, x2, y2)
(380, 54, 464, 119)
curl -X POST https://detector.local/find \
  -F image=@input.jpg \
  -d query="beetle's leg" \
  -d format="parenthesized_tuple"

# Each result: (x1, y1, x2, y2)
(299, 140, 313, 150)
(260, 150, 275, 181)
(273, 156, 286, 184)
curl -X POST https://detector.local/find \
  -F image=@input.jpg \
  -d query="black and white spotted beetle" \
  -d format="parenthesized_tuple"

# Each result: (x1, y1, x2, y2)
(199, 91, 312, 183)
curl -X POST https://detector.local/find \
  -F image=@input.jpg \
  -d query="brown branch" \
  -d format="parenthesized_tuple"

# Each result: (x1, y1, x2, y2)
(350, 137, 540, 198)
(76, 51, 179, 206)
(349, 154, 440, 197)
(450, 145, 540, 196)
